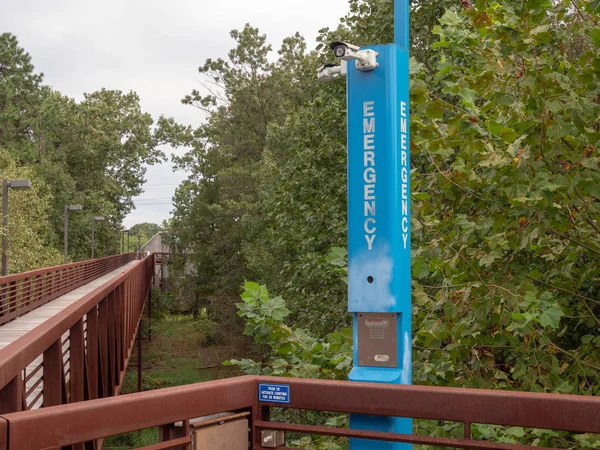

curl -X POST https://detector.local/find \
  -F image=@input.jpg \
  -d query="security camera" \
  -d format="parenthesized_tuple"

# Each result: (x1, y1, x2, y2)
(317, 62, 347, 82)
(330, 41, 360, 59)
(329, 41, 378, 72)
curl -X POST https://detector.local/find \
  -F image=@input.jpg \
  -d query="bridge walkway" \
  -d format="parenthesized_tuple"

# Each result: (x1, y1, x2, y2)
(0, 260, 139, 409)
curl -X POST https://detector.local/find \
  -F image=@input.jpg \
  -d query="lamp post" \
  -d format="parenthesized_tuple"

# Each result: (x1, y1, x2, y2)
(91, 216, 104, 259)
(64, 204, 83, 264)
(122, 229, 129, 254)
(2, 179, 32, 276)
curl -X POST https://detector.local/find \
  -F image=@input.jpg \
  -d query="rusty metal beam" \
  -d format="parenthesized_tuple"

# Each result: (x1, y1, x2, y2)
(137, 437, 192, 450)
(253, 420, 559, 450)
(2, 375, 600, 450)
(0, 416, 7, 450)
(0, 376, 23, 415)
(0, 254, 135, 327)
(2, 376, 256, 449)
(69, 319, 84, 404)
(42, 340, 62, 407)
(255, 376, 600, 434)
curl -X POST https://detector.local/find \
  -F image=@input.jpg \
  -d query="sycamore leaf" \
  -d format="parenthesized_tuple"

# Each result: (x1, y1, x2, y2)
(591, 28, 600, 47)
(479, 250, 501, 267)
(438, 9, 464, 27)
(538, 305, 564, 329)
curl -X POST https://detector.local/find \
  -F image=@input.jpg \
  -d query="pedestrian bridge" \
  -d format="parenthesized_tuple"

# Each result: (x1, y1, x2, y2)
(0, 254, 598, 450)
(0, 253, 153, 416)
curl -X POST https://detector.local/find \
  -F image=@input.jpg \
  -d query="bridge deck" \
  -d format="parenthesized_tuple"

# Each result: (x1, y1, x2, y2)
(0, 260, 140, 409)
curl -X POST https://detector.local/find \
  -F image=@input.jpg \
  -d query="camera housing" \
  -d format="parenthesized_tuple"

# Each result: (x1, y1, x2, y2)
(329, 41, 378, 71)
(317, 62, 348, 82)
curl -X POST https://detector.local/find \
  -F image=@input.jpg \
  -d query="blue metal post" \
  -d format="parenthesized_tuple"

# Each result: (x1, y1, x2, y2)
(347, 1, 411, 449)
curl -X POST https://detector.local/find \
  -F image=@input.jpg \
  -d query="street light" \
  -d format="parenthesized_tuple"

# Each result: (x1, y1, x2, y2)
(91, 216, 104, 259)
(2, 179, 32, 276)
(122, 229, 129, 254)
(64, 204, 83, 264)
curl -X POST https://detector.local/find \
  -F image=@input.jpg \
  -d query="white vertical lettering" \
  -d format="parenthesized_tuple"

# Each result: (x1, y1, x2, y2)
(401, 167, 408, 183)
(365, 234, 376, 250)
(364, 167, 376, 183)
(362, 101, 376, 250)
(364, 218, 376, 234)
(364, 201, 376, 216)
(363, 118, 375, 133)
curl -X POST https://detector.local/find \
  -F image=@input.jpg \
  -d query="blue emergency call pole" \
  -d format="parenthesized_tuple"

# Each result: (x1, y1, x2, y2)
(317, 1, 411, 448)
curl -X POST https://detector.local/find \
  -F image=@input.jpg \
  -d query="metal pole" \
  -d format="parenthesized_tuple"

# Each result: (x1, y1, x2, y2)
(127, 232, 130, 253)
(148, 288, 152, 342)
(91, 219, 95, 260)
(121, 232, 124, 254)
(2, 180, 8, 276)
(138, 235, 141, 252)
(347, 2, 411, 448)
(394, 0, 409, 49)
(137, 319, 142, 392)
(63, 206, 69, 264)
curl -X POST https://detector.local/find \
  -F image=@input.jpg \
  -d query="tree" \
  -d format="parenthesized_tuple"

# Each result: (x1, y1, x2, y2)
(0, 34, 165, 264)
(167, 25, 313, 308)
(0, 33, 43, 161)
(0, 148, 62, 273)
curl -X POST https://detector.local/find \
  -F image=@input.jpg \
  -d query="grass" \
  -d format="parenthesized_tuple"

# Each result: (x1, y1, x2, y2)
(104, 314, 238, 449)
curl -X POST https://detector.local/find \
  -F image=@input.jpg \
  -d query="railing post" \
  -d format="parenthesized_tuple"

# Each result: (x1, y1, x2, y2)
(148, 287, 152, 342)
(98, 297, 110, 398)
(86, 305, 99, 400)
(0, 374, 23, 414)
(70, 319, 85, 404)
(0, 416, 7, 450)
(43, 339, 63, 407)
(137, 320, 142, 393)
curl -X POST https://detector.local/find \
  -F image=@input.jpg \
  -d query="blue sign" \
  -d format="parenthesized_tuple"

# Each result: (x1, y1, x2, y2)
(258, 383, 290, 404)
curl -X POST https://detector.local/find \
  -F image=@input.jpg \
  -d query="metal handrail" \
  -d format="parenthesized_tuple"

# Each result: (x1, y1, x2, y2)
(1, 375, 598, 450)
(0, 254, 154, 414)
(0, 253, 135, 326)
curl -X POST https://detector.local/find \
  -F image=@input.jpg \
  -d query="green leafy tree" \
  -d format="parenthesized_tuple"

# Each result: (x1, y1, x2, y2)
(0, 33, 165, 264)
(0, 148, 62, 272)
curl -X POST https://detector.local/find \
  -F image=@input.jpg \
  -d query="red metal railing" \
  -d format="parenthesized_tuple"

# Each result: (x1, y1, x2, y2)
(0, 253, 135, 326)
(0, 255, 153, 421)
(1, 375, 598, 450)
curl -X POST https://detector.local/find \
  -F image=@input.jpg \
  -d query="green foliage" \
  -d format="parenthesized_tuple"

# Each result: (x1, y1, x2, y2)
(0, 149, 62, 272)
(408, 0, 600, 397)
(0, 33, 165, 265)
(227, 281, 352, 379)
(164, 1, 599, 445)
(167, 0, 600, 405)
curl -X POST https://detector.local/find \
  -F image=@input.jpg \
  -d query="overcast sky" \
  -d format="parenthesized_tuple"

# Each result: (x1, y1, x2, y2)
(1, 0, 348, 228)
